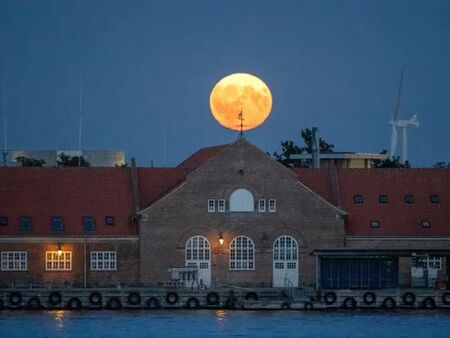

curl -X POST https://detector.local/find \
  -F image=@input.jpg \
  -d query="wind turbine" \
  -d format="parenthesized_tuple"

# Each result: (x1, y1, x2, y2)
(389, 68, 419, 163)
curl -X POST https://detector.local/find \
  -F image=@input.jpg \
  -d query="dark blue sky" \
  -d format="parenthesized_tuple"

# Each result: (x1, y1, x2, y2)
(1, 0, 449, 167)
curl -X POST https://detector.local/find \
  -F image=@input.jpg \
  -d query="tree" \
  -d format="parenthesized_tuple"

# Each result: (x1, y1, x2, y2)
(433, 162, 450, 168)
(272, 128, 335, 167)
(15, 156, 46, 167)
(57, 153, 91, 167)
(372, 150, 410, 168)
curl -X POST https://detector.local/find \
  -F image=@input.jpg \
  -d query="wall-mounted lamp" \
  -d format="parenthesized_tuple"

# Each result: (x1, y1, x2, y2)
(219, 233, 224, 246)
(57, 243, 62, 257)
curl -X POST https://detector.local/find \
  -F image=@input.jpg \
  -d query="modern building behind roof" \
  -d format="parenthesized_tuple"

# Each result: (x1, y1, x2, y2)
(290, 152, 388, 168)
(7, 149, 125, 167)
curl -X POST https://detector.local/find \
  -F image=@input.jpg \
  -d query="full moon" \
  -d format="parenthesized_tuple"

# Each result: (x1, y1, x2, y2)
(209, 73, 272, 131)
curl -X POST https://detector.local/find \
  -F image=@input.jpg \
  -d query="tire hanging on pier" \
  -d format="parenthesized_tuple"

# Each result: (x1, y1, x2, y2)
(442, 292, 450, 305)
(421, 297, 436, 310)
(402, 292, 416, 306)
(382, 297, 396, 309)
(27, 297, 42, 310)
(324, 292, 337, 305)
(89, 292, 103, 306)
(186, 297, 200, 309)
(48, 292, 62, 306)
(304, 301, 314, 310)
(342, 297, 357, 310)
(281, 302, 290, 310)
(107, 297, 122, 310)
(165, 292, 179, 305)
(9, 292, 22, 306)
(362, 292, 376, 305)
(146, 297, 161, 309)
(206, 292, 220, 306)
(66, 297, 82, 310)
(245, 292, 258, 301)
(127, 292, 141, 306)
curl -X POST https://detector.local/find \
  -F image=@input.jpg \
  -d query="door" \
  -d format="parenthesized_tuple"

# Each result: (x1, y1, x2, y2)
(273, 236, 299, 287)
(185, 236, 211, 287)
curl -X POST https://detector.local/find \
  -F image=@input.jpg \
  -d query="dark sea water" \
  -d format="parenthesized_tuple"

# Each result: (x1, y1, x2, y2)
(1, 310, 450, 338)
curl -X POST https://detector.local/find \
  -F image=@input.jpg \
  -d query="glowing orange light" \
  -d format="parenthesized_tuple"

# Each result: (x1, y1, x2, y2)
(209, 73, 273, 131)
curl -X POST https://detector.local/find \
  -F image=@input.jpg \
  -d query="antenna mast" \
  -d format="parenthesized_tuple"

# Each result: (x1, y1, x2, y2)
(78, 74, 82, 167)
(2, 73, 7, 166)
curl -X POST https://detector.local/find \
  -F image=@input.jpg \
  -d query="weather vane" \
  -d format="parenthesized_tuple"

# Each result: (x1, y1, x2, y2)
(238, 108, 244, 138)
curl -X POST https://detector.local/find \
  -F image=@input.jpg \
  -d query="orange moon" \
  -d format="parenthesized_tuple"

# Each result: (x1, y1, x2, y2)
(209, 73, 273, 131)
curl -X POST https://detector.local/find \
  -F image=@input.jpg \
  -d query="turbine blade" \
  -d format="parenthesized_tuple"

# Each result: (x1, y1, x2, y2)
(390, 126, 398, 157)
(393, 66, 405, 122)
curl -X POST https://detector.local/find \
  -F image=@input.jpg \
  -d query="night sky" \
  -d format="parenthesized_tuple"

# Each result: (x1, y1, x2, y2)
(1, 0, 449, 167)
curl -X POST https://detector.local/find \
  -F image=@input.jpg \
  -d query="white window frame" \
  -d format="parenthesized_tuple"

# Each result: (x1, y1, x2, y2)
(268, 199, 277, 212)
(217, 199, 225, 212)
(90, 251, 117, 271)
(208, 199, 215, 212)
(258, 199, 266, 212)
(1, 251, 27, 271)
(229, 235, 255, 270)
(46, 251, 72, 271)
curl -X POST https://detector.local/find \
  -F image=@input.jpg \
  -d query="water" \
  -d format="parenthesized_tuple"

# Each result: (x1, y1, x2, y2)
(1, 310, 450, 338)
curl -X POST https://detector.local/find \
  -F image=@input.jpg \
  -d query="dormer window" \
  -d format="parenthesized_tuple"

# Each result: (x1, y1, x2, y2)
(105, 216, 115, 226)
(19, 217, 32, 231)
(421, 220, 431, 228)
(404, 195, 414, 204)
(0, 216, 8, 226)
(83, 217, 96, 231)
(51, 217, 64, 231)
(370, 220, 380, 228)
(430, 195, 440, 204)
(379, 195, 388, 204)
(208, 199, 216, 212)
(353, 195, 363, 204)
(229, 189, 254, 212)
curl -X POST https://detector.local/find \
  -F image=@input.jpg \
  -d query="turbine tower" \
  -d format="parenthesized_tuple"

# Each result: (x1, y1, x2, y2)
(389, 68, 419, 163)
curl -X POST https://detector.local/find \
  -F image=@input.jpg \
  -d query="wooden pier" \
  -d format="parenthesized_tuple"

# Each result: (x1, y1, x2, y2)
(1, 286, 450, 311)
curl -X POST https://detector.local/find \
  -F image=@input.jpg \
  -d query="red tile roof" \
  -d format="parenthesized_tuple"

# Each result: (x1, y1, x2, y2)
(294, 168, 450, 236)
(137, 168, 190, 209)
(0, 167, 136, 236)
(177, 144, 227, 170)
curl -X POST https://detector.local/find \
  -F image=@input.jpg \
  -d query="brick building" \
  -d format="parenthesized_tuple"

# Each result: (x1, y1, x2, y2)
(1, 138, 449, 289)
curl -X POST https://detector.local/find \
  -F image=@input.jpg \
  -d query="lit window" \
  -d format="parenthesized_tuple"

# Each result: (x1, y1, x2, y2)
(217, 199, 225, 212)
(370, 220, 380, 228)
(0, 216, 8, 226)
(208, 199, 215, 212)
(268, 199, 276, 212)
(51, 217, 64, 231)
(430, 195, 440, 204)
(19, 217, 32, 231)
(258, 199, 266, 212)
(1, 251, 27, 271)
(353, 195, 363, 204)
(379, 195, 388, 204)
(90, 251, 117, 271)
(404, 195, 414, 204)
(229, 236, 255, 270)
(105, 216, 115, 226)
(421, 220, 431, 228)
(83, 217, 96, 231)
(46, 251, 72, 271)
(229, 189, 254, 212)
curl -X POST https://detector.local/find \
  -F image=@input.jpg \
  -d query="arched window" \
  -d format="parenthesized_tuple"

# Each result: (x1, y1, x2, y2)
(185, 236, 210, 263)
(229, 235, 255, 270)
(229, 189, 254, 212)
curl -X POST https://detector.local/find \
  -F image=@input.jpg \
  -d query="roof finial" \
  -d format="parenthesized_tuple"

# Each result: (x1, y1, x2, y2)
(238, 108, 245, 138)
